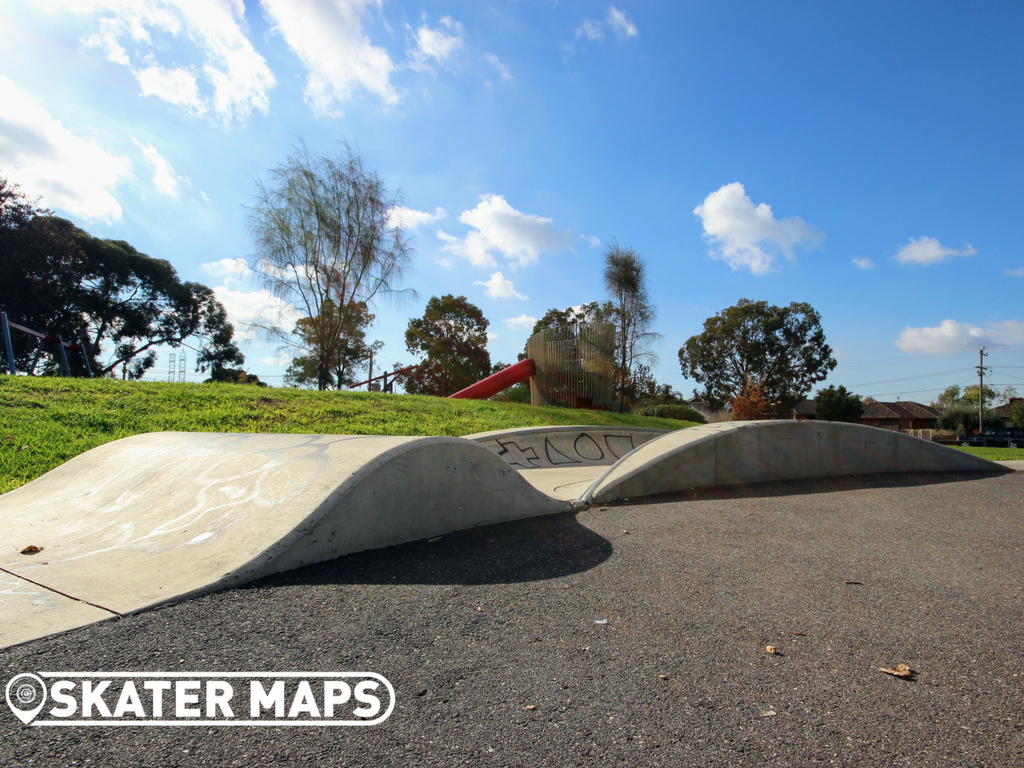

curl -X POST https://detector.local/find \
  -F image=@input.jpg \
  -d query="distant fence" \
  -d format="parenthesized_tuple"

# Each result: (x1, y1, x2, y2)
(1, 311, 93, 378)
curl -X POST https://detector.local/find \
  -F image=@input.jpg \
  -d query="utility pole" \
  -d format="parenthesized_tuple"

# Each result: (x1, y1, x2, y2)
(368, 349, 373, 390)
(977, 347, 990, 435)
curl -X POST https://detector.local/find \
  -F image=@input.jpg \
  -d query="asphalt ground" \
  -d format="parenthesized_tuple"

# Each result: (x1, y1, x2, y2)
(2, 470, 1023, 767)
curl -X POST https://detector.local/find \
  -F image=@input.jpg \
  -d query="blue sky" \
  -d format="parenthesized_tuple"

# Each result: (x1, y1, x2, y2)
(2, 1, 1023, 404)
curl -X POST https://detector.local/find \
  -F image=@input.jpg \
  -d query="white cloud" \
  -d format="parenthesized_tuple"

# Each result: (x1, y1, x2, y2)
(575, 19, 604, 40)
(46, 0, 274, 123)
(387, 205, 446, 230)
(895, 319, 1024, 354)
(475, 271, 528, 300)
(0, 75, 131, 222)
(504, 314, 537, 331)
(438, 194, 573, 269)
(486, 331, 498, 344)
(693, 182, 823, 275)
(261, 0, 396, 114)
(583, 234, 601, 247)
(132, 138, 188, 198)
(575, 7, 637, 42)
(135, 65, 206, 115)
(894, 236, 976, 265)
(1006, 266, 1024, 278)
(201, 257, 252, 285)
(259, 351, 293, 366)
(211, 285, 301, 335)
(607, 7, 638, 38)
(485, 53, 513, 81)
(852, 257, 875, 270)
(408, 16, 464, 70)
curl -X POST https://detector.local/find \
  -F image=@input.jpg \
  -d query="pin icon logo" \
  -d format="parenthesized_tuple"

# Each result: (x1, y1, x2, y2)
(5, 673, 47, 724)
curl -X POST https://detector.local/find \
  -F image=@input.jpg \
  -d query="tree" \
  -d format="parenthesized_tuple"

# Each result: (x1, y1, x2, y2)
(1011, 401, 1024, 430)
(603, 241, 661, 410)
(938, 404, 1003, 435)
(678, 299, 837, 414)
(814, 385, 864, 423)
(403, 295, 491, 396)
(731, 381, 775, 420)
(246, 142, 414, 390)
(1, 175, 242, 377)
(284, 300, 375, 389)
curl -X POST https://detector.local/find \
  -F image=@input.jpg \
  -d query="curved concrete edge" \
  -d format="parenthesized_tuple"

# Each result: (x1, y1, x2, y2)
(584, 420, 1009, 504)
(466, 425, 670, 469)
(0, 432, 570, 626)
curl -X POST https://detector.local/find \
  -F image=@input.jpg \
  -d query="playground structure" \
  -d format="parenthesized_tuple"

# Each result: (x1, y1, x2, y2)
(449, 323, 616, 408)
(1, 311, 93, 378)
(0, 420, 1010, 649)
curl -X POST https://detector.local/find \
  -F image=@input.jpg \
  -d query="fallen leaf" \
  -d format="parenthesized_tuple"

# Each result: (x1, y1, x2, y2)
(844, 581, 864, 585)
(594, 619, 608, 625)
(428, 536, 442, 543)
(524, 705, 535, 711)
(20, 545, 44, 555)
(658, 674, 668, 680)
(879, 664, 912, 678)
(622, 530, 630, 534)
(785, 631, 807, 636)
(476, 606, 483, 612)
(765, 645, 778, 655)
(562, 585, 569, 589)
(758, 709, 777, 717)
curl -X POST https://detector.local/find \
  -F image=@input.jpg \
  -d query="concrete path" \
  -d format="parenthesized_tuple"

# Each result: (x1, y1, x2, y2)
(0, 422, 1007, 649)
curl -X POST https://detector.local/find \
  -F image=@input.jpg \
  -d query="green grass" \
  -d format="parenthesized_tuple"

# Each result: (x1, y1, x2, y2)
(0, 376, 693, 494)
(953, 445, 1024, 461)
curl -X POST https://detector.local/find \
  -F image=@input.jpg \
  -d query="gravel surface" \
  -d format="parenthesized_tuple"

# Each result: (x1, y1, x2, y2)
(3, 470, 1023, 767)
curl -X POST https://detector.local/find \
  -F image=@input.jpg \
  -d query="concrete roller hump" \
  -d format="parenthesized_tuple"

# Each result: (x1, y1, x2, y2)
(582, 419, 1007, 504)
(0, 422, 1007, 648)
(0, 431, 568, 648)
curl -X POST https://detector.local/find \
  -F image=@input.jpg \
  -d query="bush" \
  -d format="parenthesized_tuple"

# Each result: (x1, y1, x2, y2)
(634, 403, 707, 424)
(937, 404, 1003, 434)
(814, 385, 863, 423)
(1012, 401, 1024, 430)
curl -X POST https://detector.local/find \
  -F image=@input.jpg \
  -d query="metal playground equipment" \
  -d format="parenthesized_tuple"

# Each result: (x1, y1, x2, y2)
(1, 311, 93, 378)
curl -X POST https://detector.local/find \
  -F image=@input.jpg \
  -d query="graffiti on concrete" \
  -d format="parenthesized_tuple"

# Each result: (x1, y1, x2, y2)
(487, 431, 641, 469)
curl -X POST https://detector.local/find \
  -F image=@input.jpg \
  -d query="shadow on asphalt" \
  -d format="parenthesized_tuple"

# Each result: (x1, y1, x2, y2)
(621, 470, 1011, 507)
(251, 510, 613, 587)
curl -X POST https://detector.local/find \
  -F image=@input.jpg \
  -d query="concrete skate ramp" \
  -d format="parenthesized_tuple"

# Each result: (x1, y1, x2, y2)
(0, 432, 570, 648)
(0, 422, 1006, 648)
(583, 420, 1005, 503)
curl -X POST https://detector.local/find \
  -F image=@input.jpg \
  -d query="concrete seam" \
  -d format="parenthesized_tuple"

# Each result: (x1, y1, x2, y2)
(0, 566, 122, 618)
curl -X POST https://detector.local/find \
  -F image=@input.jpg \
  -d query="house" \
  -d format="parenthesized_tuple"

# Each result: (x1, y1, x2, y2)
(860, 401, 940, 431)
(994, 397, 1023, 420)
(789, 399, 940, 431)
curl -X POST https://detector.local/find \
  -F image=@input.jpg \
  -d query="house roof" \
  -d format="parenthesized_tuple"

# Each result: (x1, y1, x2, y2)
(994, 398, 1022, 418)
(792, 399, 817, 416)
(862, 401, 940, 421)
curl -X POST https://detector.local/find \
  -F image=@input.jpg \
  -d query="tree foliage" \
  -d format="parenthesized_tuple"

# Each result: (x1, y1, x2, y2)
(937, 404, 1003, 434)
(246, 142, 414, 390)
(814, 384, 864, 423)
(1011, 401, 1024, 430)
(932, 384, 1015, 410)
(403, 295, 490, 396)
(731, 381, 775, 420)
(678, 299, 836, 414)
(1, 175, 242, 379)
(284, 300, 376, 389)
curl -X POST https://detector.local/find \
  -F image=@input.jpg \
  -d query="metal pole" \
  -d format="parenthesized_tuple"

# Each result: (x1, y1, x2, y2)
(978, 347, 988, 436)
(1, 312, 15, 375)
(79, 339, 93, 378)
(56, 335, 71, 377)
(28, 341, 43, 375)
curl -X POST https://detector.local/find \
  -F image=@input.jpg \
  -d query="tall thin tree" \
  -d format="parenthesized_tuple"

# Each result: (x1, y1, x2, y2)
(246, 142, 415, 390)
(603, 240, 661, 411)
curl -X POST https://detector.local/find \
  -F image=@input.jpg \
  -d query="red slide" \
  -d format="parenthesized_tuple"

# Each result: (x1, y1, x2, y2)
(447, 358, 536, 400)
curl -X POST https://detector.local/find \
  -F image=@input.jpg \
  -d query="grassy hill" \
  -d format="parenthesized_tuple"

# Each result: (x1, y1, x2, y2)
(0, 377, 692, 494)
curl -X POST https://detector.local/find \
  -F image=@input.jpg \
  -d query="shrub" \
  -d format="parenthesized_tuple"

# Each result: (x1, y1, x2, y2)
(814, 385, 864, 423)
(1012, 401, 1024, 430)
(634, 403, 707, 424)
(937, 404, 1003, 434)
(731, 382, 775, 420)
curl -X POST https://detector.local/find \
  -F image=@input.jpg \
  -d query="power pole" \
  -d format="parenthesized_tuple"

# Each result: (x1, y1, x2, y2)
(368, 349, 373, 390)
(977, 347, 989, 434)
